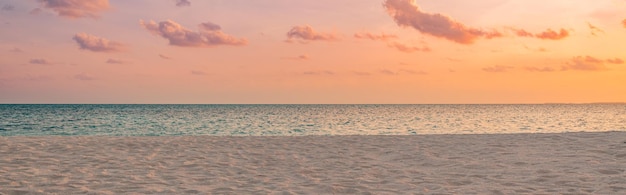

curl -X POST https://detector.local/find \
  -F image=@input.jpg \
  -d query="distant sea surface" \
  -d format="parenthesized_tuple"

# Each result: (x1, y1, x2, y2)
(0, 104, 624, 136)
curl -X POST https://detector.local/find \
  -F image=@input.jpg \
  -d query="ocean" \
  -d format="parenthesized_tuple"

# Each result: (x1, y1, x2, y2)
(0, 104, 624, 136)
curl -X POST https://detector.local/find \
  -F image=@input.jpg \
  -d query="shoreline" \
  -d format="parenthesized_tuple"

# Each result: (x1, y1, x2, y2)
(3, 130, 624, 137)
(2, 132, 625, 194)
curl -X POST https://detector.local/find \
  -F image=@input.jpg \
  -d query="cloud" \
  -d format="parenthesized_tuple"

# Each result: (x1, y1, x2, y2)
(191, 70, 207, 76)
(587, 22, 604, 36)
(1, 4, 14, 11)
(74, 73, 96, 81)
(29, 58, 50, 65)
(105, 58, 125, 64)
(387, 42, 430, 53)
(524, 66, 556, 72)
(535, 29, 569, 40)
(514, 29, 533, 37)
(158, 54, 171, 59)
(9, 48, 23, 53)
(354, 32, 398, 41)
(523, 45, 548, 52)
(380, 69, 427, 75)
(355, 31, 429, 52)
(25, 75, 53, 82)
(283, 55, 310, 60)
(562, 56, 608, 71)
(303, 71, 334, 75)
(175, 0, 190, 7)
(73, 33, 124, 52)
(286, 25, 339, 43)
(400, 69, 428, 75)
(383, 0, 502, 44)
(513, 28, 569, 40)
(199, 22, 221, 31)
(623, 19, 626, 28)
(37, 0, 110, 18)
(606, 58, 624, 64)
(384, 0, 570, 43)
(380, 69, 396, 75)
(525, 56, 623, 72)
(296, 55, 309, 60)
(140, 20, 247, 47)
(482, 65, 514, 73)
(29, 8, 43, 15)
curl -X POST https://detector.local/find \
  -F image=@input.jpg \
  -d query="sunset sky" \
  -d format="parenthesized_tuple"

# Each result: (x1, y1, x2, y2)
(1, 0, 625, 104)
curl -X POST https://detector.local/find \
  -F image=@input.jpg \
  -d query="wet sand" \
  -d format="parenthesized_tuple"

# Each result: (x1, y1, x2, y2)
(1, 132, 625, 194)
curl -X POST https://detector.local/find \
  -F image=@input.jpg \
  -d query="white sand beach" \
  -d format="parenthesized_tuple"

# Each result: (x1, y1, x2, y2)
(1, 132, 625, 194)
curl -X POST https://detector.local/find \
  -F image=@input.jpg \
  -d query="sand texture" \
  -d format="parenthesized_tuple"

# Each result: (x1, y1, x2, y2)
(1, 132, 625, 194)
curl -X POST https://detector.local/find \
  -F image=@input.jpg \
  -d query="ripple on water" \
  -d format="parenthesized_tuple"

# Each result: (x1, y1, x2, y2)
(0, 104, 624, 136)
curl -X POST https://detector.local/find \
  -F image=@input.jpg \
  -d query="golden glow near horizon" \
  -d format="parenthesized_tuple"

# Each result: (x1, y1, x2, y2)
(0, 0, 625, 104)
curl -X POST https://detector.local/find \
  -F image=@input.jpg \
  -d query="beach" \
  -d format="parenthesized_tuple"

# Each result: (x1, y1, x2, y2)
(1, 132, 625, 194)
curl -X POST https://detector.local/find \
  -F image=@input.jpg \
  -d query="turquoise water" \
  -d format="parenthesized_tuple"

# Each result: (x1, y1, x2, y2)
(0, 104, 625, 136)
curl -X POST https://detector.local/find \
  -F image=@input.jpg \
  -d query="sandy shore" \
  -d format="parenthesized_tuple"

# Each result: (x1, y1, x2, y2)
(1, 132, 625, 194)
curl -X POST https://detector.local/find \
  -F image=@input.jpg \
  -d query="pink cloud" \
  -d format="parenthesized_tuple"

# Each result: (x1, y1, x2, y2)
(29, 58, 50, 65)
(283, 55, 310, 60)
(354, 32, 398, 41)
(482, 65, 514, 73)
(380, 69, 396, 75)
(303, 71, 334, 75)
(158, 54, 171, 59)
(582, 56, 603, 63)
(587, 22, 604, 36)
(384, 0, 569, 43)
(606, 58, 624, 64)
(191, 70, 207, 76)
(387, 42, 430, 53)
(524, 66, 556, 72)
(383, 0, 502, 44)
(199, 22, 221, 31)
(105, 58, 125, 64)
(400, 69, 428, 75)
(296, 55, 309, 60)
(286, 25, 339, 42)
(1, 4, 14, 11)
(379, 69, 427, 75)
(37, 0, 109, 18)
(355, 31, 429, 53)
(527, 56, 622, 72)
(513, 28, 569, 40)
(523, 45, 548, 52)
(73, 33, 124, 52)
(140, 20, 247, 47)
(562, 56, 608, 71)
(74, 73, 96, 81)
(175, 0, 190, 7)
(535, 29, 569, 40)
(515, 29, 535, 37)
(514, 29, 534, 37)
(29, 8, 43, 15)
(9, 48, 23, 53)
(25, 75, 53, 82)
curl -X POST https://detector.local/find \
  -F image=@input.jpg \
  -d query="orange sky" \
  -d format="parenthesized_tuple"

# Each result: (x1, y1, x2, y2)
(0, 0, 625, 104)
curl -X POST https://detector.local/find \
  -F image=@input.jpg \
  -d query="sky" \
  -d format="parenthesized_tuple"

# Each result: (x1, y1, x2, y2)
(1, 0, 625, 104)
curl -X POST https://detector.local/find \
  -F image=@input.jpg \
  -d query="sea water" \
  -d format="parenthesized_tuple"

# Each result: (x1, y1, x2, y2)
(0, 104, 624, 136)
